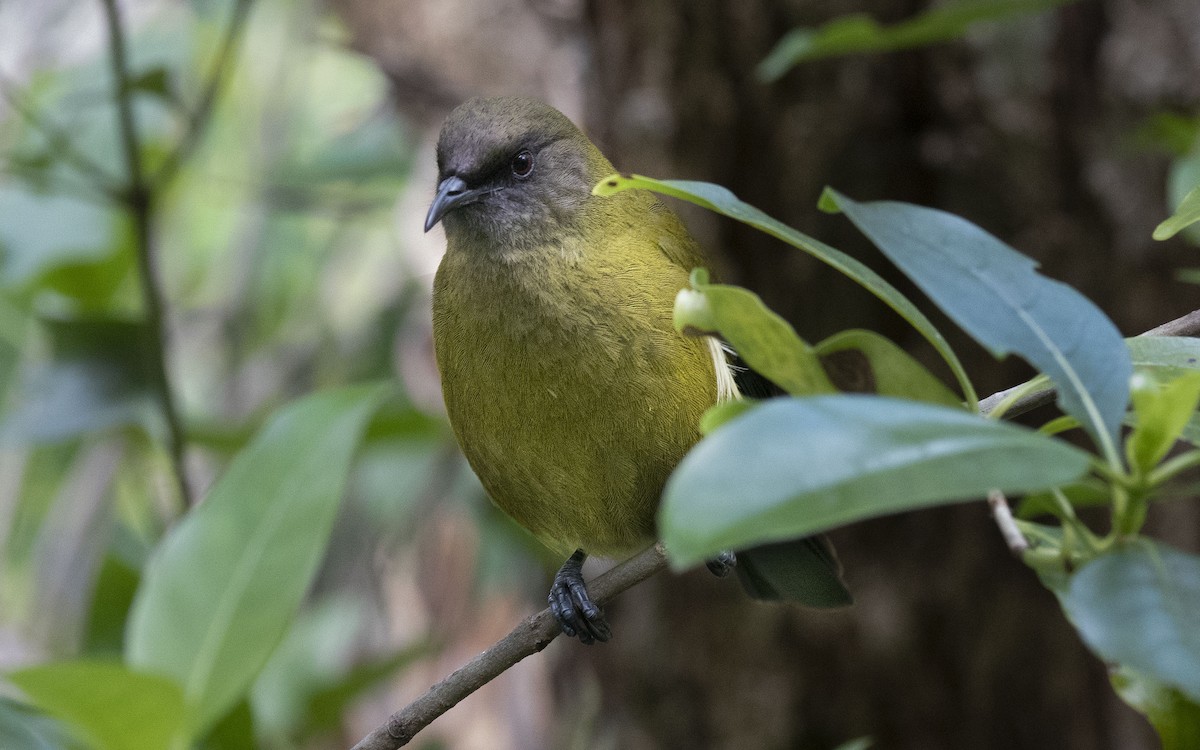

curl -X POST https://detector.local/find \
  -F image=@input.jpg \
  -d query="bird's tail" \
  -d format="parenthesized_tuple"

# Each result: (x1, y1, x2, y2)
(734, 535, 853, 607)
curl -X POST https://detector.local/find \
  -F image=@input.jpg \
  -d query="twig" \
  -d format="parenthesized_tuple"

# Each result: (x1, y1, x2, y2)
(987, 490, 1028, 555)
(100, 0, 193, 507)
(350, 543, 669, 750)
(153, 0, 254, 186)
(978, 307, 1200, 419)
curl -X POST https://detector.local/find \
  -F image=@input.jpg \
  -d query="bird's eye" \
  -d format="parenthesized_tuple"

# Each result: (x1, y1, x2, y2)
(510, 150, 534, 178)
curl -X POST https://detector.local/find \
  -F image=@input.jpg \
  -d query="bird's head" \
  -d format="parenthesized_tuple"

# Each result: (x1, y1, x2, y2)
(424, 97, 614, 249)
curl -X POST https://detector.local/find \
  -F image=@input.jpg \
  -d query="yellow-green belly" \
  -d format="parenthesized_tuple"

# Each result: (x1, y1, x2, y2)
(432, 250, 715, 557)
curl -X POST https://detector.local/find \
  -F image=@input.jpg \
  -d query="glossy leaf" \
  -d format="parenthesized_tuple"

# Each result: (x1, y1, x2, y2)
(1112, 667, 1200, 750)
(1155, 184, 1200, 241)
(8, 661, 187, 750)
(125, 383, 391, 734)
(1063, 541, 1200, 703)
(674, 269, 834, 395)
(814, 329, 963, 407)
(593, 175, 976, 405)
(823, 189, 1129, 462)
(661, 395, 1091, 567)
(757, 0, 1076, 80)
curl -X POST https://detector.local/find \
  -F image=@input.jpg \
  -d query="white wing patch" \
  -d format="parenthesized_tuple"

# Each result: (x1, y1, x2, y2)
(705, 337, 741, 402)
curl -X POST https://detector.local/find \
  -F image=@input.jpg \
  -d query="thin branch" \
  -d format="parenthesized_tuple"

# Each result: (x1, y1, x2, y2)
(350, 543, 669, 750)
(987, 490, 1028, 555)
(100, 0, 193, 507)
(153, 0, 254, 186)
(978, 307, 1200, 418)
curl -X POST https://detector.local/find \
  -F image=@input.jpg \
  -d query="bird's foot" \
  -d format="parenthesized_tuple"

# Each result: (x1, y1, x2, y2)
(706, 550, 737, 578)
(548, 549, 612, 645)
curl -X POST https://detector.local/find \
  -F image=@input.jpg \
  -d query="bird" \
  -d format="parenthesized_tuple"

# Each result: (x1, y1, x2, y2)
(424, 96, 850, 644)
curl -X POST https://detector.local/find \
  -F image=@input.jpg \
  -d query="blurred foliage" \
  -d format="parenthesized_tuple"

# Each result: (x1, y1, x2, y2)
(0, 0, 513, 747)
(756, 0, 1078, 82)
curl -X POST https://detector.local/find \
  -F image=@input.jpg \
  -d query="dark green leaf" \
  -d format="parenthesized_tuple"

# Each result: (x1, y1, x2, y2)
(8, 661, 187, 750)
(757, 0, 1077, 80)
(1017, 481, 1108, 519)
(125, 383, 391, 734)
(1063, 541, 1200, 702)
(823, 189, 1129, 461)
(661, 395, 1091, 567)
(674, 270, 834, 395)
(593, 175, 976, 405)
(82, 555, 140, 657)
(1111, 667, 1200, 750)
(127, 67, 177, 105)
(814, 329, 963, 407)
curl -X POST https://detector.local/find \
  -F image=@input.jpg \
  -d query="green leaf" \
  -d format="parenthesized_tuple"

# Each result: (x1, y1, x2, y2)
(82, 555, 141, 657)
(1128, 336, 1200, 382)
(125, 383, 391, 735)
(674, 270, 834, 395)
(823, 189, 1129, 463)
(0, 187, 118, 287)
(1062, 541, 1200, 703)
(8, 661, 188, 750)
(757, 0, 1077, 81)
(814, 329, 963, 407)
(699, 399, 757, 435)
(593, 175, 976, 406)
(1017, 480, 1108, 519)
(661, 395, 1091, 568)
(1111, 667, 1200, 750)
(1126, 371, 1200, 473)
(0, 315, 159, 443)
(1156, 184, 1200, 241)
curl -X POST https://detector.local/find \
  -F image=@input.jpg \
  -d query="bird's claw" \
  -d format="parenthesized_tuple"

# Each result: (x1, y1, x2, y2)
(549, 550, 611, 644)
(706, 550, 737, 578)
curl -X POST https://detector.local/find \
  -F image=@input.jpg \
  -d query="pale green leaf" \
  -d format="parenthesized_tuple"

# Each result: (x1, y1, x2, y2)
(674, 270, 834, 395)
(8, 661, 187, 750)
(1154, 184, 1200, 241)
(125, 383, 391, 734)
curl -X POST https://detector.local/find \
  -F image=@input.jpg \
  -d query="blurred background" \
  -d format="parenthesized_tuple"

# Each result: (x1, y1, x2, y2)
(1, 0, 1198, 748)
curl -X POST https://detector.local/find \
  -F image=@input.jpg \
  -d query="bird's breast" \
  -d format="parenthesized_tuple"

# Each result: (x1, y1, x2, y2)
(431, 245, 716, 556)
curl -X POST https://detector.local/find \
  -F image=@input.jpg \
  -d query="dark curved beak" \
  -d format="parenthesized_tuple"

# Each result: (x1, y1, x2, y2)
(424, 175, 485, 232)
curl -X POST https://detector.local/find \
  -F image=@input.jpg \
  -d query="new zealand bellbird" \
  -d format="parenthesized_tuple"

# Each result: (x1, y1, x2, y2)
(424, 96, 849, 644)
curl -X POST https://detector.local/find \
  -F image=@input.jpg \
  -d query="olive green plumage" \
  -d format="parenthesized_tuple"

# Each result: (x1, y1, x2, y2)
(431, 97, 715, 557)
(426, 98, 850, 641)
